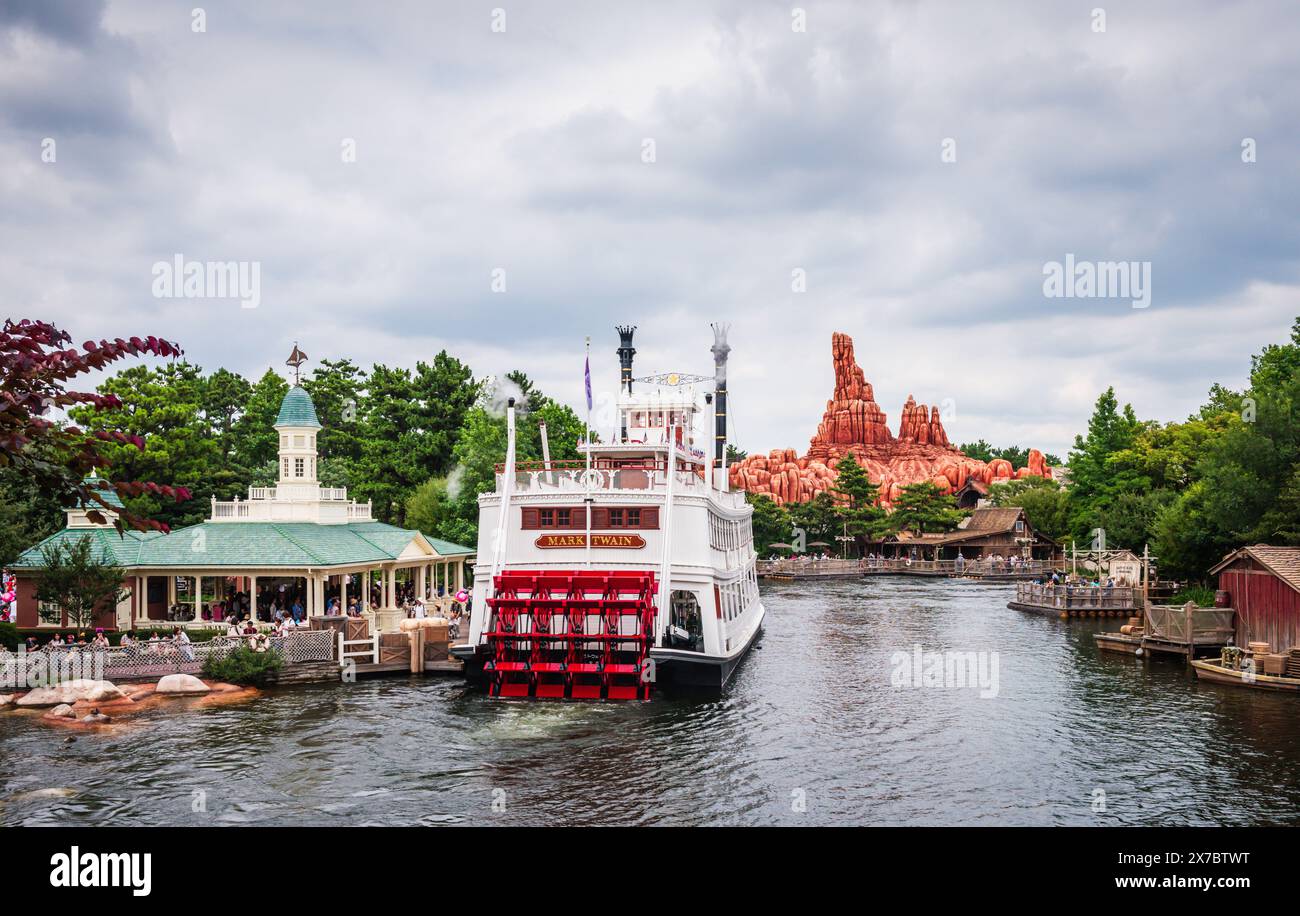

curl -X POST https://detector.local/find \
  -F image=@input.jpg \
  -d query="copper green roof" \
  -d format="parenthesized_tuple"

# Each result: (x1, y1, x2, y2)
(9, 521, 473, 570)
(274, 386, 321, 428)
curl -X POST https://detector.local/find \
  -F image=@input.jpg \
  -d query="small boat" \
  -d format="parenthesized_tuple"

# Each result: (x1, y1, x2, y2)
(452, 325, 764, 699)
(1191, 658, 1300, 692)
(1094, 630, 1145, 656)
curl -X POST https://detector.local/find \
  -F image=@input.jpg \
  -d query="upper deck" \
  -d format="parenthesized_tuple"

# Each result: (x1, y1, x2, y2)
(492, 455, 746, 511)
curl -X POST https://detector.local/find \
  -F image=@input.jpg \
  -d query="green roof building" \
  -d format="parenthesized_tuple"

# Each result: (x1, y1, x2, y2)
(10, 376, 473, 632)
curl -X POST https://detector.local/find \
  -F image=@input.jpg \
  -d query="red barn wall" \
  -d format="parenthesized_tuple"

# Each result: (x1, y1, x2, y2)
(1220, 559, 1300, 651)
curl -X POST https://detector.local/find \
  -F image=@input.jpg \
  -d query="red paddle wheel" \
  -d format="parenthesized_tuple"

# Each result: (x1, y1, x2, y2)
(484, 570, 658, 700)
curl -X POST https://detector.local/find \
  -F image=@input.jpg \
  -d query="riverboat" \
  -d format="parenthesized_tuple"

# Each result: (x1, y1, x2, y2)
(451, 325, 764, 699)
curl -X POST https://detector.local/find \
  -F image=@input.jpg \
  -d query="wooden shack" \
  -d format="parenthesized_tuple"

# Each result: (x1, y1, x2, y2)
(888, 506, 1061, 562)
(1209, 545, 1300, 652)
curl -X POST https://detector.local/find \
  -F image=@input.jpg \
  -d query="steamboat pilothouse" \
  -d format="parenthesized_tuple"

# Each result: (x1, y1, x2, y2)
(451, 325, 765, 699)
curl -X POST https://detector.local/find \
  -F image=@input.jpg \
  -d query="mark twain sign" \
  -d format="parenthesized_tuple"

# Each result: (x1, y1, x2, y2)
(535, 534, 646, 549)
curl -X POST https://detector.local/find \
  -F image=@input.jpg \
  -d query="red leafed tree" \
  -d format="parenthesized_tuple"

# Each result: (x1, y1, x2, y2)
(0, 319, 191, 532)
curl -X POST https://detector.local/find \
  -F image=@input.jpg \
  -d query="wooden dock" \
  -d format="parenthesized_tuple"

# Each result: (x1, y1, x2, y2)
(1093, 601, 1235, 661)
(1008, 582, 1141, 618)
(757, 558, 1055, 582)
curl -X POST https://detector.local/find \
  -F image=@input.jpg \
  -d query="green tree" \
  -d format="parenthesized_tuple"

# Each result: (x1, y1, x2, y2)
(747, 493, 791, 555)
(988, 476, 1072, 542)
(235, 369, 290, 471)
(71, 361, 220, 528)
(302, 358, 368, 463)
(1066, 387, 1146, 537)
(0, 462, 63, 568)
(889, 482, 966, 536)
(354, 355, 478, 526)
(35, 538, 128, 629)
(830, 453, 888, 554)
(788, 492, 841, 548)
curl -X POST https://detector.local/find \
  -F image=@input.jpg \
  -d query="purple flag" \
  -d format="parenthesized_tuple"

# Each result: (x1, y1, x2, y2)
(584, 355, 592, 411)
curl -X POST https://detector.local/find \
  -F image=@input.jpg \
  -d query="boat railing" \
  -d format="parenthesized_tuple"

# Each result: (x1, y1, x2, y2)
(1013, 582, 1139, 609)
(494, 461, 744, 507)
(1144, 602, 1235, 645)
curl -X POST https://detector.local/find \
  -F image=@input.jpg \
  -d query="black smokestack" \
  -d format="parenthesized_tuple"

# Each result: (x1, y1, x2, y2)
(711, 323, 730, 474)
(616, 325, 636, 394)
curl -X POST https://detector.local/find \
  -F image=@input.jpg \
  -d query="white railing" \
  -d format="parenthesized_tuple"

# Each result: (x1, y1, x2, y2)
(337, 631, 380, 666)
(209, 496, 373, 522)
(496, 466, 744, 507)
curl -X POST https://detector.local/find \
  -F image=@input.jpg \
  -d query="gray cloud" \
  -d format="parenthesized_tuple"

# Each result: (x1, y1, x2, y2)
(1, 0, 1298, 460)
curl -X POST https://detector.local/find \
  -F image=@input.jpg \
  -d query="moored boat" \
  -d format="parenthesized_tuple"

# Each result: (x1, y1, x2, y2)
(1191, 658, 1300, 692)
(451, 325, 764, 699)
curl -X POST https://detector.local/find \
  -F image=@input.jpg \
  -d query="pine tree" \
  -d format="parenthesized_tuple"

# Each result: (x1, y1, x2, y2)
(830, 453, 888, 555)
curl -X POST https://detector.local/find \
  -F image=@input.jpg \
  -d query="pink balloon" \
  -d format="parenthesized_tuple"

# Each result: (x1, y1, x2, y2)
(455, 589, 469, 603)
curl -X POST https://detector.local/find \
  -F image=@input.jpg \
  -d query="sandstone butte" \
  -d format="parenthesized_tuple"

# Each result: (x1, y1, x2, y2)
(727, 332, 1052, 506)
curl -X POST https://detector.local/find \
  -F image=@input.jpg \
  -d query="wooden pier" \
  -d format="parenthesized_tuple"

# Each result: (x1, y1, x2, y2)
(757, 558, 1055, 582)
(1008, 582, 1141, 617)
(1092, 601, 1235, 660)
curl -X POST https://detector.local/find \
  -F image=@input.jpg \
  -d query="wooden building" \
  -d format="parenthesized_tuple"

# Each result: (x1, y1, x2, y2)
(887, 506, 1061, 562)
(1210, 545, 1300, 652)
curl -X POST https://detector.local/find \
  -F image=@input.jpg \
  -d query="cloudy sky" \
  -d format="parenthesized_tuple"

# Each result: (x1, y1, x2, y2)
(2, 0, 1298, 459)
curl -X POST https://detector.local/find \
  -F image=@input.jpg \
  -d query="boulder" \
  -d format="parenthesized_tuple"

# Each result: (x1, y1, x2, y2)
(16, 679, 127, 708)
(725, 331, 1052, 505)
(0, 693, 15, 707)
(156, 674, 211, 695)
(46, 704, 76, 719)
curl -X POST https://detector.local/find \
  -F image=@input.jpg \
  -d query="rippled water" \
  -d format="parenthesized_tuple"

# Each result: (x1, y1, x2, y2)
(4, 577, 1300, 826)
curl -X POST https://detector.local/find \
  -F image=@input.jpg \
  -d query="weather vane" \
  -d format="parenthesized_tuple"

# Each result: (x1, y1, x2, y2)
(286, 343, 308, 385)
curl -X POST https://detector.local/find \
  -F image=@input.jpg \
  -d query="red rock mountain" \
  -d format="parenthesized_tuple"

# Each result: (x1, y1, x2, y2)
(728, 332, 1051, 505)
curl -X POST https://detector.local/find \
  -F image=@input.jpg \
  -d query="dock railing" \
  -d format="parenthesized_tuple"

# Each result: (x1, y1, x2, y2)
(1013, 582, 1139, 610)
(758, 558, 862, 576)
(757, 557, 1057, 578)
(0, 630, 336, 684)
(1144, 601, 1235, 646)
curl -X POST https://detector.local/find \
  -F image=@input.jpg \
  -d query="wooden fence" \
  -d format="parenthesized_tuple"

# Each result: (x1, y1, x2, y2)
(1144, 602, 1236, 647)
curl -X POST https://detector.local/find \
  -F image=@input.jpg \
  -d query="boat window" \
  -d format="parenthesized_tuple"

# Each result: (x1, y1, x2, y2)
(556, 508, 571, 527)
(668, 590, 704, 652)
(540, 509, 555, 527)
(626, 508, 641, 527)
(609, 508, 625, 527)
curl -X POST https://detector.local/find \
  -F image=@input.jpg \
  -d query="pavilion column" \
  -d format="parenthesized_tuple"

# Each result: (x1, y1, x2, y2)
(418, 565, 427, 602)
(456, 561, 463, 592)
(387, 567, 396, 609)
(249, 574, 258, 621)
(341, 571, 348, 612)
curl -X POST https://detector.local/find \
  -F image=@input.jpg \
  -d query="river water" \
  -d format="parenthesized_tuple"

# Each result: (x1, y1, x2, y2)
(3, 577, 1299, 826)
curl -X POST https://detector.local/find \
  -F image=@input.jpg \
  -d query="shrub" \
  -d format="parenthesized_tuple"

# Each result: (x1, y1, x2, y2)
(1170, 585, 1217, 608)
(0, 622, 17, 651)
(201, 645, 283, 687)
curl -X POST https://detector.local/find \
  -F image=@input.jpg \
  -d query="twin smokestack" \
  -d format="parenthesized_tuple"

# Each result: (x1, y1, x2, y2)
(613, 324, 730, 472)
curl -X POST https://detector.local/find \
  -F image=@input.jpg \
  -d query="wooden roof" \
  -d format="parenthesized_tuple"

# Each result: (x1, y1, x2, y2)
(1211, 545, 1300, 595)
(892, 507, 1050, 546)
(958, 506, 1024, 532)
